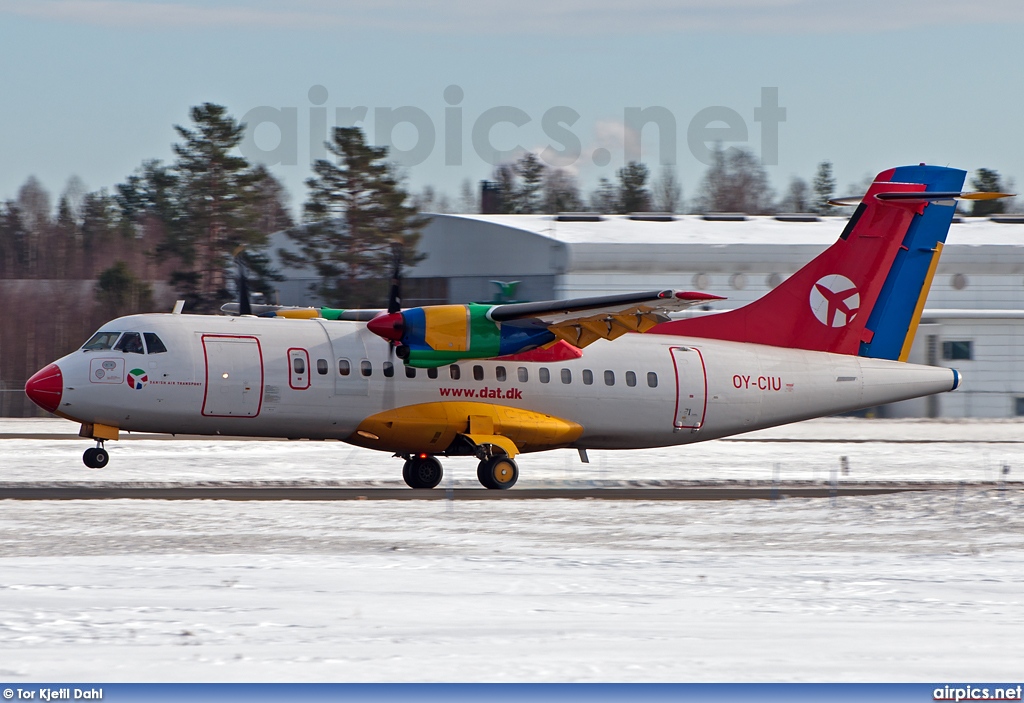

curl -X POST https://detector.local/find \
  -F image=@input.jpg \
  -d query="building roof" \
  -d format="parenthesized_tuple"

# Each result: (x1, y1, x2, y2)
(433, 213, 1024, 248)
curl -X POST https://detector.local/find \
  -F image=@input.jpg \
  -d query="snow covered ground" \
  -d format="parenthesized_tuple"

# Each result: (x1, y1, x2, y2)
(1, 418, 1023, 681)
(2, 417, 1024, 485)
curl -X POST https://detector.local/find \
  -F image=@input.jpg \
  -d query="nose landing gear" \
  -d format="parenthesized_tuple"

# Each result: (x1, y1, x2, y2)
(83, 442, 109, 469)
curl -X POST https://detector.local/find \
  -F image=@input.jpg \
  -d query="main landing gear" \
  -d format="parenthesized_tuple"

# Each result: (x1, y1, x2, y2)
(402, 454, 444, 489)
(83, 441, 109, 469)
(477, 456, 519, 490)
(400, 453, 520, 490)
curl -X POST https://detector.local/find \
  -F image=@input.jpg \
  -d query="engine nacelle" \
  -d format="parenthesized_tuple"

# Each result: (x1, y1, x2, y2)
(367, 304, 554, 368)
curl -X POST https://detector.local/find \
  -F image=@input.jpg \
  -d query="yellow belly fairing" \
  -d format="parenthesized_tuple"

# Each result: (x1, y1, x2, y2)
(348, 401, 583, 456)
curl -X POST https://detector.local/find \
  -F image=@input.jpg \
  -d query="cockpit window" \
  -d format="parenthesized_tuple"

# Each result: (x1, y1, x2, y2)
(82, 331, 122, 351)
(144, 333, 167, 354)
(114, 332, 145, 354)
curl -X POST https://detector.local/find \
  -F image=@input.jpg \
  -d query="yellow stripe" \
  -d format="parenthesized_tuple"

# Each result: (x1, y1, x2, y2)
(899, 241, 943, 362)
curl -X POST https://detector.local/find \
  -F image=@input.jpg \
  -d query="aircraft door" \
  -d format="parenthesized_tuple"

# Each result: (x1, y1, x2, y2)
(202, 335, 263, 417)
(671, 346, 707, 430)
(288, 348, 311, 390)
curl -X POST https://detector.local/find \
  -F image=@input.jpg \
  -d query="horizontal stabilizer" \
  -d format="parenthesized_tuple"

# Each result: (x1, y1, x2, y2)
(829, 191, 1014, 207)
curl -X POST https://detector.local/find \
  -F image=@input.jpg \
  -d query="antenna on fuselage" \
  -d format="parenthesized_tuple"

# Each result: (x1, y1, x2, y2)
(172, 300, 185, 314)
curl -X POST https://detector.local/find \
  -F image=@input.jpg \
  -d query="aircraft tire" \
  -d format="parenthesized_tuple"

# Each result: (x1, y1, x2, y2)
(407, 456, 443, 489)
(402, 459, 413, 487)
(83, 447, 108, 469)
(478, 457, 518, 490)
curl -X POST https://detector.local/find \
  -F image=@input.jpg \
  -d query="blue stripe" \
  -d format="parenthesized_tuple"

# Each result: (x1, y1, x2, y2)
(859, 165, 966, 360)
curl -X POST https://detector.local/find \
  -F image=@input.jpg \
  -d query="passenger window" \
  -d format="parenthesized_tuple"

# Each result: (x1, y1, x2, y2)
(114, 332, 145, 354)
(383, 361, 394, 378)
(626, 371, 637, 387)
(647, 372, 658, 388)
(450, 365, 461, 380)
(473, 365, 484, 381)
(582, 369, 593, 385)
(360, 360, 372, 377)
(561, 369, 572, 384)
(405, 366, 416, 379)
(427, 367, 438, 379)
(539, 368, 550, 384)
(144, 333, 167, 354)
(496, 366, 507, 382)
(82, 331, 122, 351)
(517, 367, 528, 382)
(316, 359, 328, 375)
(293, 357, 306, 375)
(339, 359, 351, 376)
(604, 370, 615, 386)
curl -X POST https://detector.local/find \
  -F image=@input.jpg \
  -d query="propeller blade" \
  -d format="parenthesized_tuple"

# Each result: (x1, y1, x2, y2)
(387, 241, 403, 314)
(237, 264, 252, 316)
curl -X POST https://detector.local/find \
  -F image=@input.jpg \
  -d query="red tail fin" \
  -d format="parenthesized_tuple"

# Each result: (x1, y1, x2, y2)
(651, 168, 930, 354)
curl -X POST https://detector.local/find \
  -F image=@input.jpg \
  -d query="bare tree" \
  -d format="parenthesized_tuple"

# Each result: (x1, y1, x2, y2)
(653, 166, 683, 213)
(542, 169, 582, 213)
(780, 176, 811, 213)
(457, 178, 477, 214)
(695, 146, 774, 214)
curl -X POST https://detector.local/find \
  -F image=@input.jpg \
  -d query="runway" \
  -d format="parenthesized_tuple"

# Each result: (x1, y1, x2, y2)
(1, 479, 1019, 501)
(2, 417, 1023, 681)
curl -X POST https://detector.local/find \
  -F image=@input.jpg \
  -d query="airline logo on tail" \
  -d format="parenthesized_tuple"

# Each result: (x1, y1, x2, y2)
(810, 275, 859, 328)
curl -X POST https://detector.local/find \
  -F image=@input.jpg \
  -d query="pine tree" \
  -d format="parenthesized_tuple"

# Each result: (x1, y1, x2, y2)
(284, 126, 426, 309)
(515, 153, 546, 214)
(970, 168, 1007, 217)
(96, 260, 154, 317)
(589, 177, 619, 214)
(168, 103, 269, 311)
(812, 161, 836, 214)
(617, 161, 651, 214)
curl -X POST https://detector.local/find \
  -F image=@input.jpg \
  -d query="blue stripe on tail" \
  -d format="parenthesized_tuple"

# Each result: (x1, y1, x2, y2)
(858, 165, 966, 360)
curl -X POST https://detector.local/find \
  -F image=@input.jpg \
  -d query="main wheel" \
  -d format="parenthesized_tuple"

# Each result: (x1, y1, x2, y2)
(477, 456, 518, 490)
(405, 455, 443, 489)
(83, 447, 108, 469)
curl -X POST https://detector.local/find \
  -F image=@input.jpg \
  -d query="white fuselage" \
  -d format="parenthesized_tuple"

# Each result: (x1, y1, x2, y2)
(48, 313, 960, 452)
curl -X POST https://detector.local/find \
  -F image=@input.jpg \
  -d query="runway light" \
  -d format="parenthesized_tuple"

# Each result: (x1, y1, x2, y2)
(222, 373, 229, 379)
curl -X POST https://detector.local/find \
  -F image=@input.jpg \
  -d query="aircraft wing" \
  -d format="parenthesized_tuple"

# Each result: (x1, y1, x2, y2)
(491, 289, 724, 348)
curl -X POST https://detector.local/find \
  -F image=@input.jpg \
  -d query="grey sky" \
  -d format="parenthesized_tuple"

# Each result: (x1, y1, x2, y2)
(1, 0, 1021, 212)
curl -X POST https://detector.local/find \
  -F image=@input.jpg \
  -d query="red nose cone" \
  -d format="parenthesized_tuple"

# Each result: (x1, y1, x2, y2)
(367, 312, 405, 343)
(25, 363, 63, 414)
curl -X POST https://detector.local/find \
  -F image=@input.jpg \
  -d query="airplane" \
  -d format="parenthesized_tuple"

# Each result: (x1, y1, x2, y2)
(23, 165, 1010, 489)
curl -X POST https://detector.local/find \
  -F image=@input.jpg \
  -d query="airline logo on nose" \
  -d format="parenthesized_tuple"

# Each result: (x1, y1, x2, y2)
(810, 275, 859, 328)
(127, 368, 149, 390)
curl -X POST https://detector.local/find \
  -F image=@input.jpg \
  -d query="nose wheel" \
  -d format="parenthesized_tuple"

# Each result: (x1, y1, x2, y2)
(477, 456, 519, 490)
(402, 455, 444, 489)
(83, 443, 109, 469)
